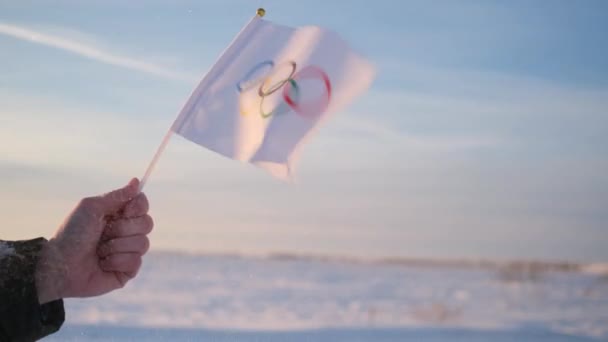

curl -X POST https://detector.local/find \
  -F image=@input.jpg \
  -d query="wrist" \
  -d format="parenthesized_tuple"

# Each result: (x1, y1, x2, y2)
(35, 238, 67, 304)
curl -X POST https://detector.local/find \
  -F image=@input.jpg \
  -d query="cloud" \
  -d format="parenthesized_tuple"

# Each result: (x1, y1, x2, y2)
(0, 22, 196, 82)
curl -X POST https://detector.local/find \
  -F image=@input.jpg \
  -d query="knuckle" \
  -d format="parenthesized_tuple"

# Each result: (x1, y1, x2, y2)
(139, 194, 150, 213)
(126, 254, 142, 269)
(123, 194, 148, 217)
(117, 278, 127, 288)
(79, 197, 96, 209)
(144, 215, 154, 231)
(141, 236, 150, 253)
(134, 256, 143, 268)
(105, 192, 118, 203)
(125, 258, 142, 279)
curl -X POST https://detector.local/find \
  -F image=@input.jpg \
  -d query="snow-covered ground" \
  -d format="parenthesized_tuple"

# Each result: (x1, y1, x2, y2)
(46, 252, 608, 341)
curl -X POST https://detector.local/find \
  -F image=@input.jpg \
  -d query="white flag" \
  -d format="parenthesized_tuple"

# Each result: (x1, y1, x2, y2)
(172, 15, 375, 181)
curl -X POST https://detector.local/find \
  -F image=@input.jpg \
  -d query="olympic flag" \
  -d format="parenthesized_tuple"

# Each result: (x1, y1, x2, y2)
(165, 12, 375, 182)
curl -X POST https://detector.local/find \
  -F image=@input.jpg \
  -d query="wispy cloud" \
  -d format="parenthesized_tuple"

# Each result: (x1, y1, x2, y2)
(0, 22, 196, 82)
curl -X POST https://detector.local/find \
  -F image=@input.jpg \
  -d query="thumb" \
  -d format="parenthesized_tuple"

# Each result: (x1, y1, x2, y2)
(100, 178, 140, 212)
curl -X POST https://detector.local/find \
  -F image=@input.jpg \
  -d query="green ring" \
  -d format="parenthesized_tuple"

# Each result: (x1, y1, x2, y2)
(259, 78, 299, 119)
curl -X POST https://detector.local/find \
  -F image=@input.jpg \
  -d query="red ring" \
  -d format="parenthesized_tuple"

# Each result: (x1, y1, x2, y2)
(282, 65, 331, 119)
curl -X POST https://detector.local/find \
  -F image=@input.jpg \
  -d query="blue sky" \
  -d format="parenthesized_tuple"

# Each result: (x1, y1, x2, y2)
(1, 0, 606, 262)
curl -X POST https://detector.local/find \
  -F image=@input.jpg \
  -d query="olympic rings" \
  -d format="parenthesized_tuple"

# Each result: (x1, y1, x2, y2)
(237, 59, 332, 119)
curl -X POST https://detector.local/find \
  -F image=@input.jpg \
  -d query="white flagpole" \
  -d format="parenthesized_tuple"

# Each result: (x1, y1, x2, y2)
(138, 8, 266, 191)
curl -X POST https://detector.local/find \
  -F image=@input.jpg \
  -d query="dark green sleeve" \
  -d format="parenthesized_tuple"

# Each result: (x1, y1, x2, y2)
(0, 238, 65, 342)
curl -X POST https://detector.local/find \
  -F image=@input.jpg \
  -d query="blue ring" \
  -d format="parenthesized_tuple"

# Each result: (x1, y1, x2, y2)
(236, 60, 275, 93)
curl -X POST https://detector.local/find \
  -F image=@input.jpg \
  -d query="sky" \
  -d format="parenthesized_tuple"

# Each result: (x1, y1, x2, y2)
(0, 0, 606, 262)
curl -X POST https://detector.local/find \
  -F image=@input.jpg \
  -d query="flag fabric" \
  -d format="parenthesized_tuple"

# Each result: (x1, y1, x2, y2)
(171, 15, 375, 181)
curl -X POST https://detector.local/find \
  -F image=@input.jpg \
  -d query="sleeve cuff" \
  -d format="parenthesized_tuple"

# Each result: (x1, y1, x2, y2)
(0, 238, 65, 341)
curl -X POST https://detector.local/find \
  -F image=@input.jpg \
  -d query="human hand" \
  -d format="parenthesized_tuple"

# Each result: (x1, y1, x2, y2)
(35, 178, 154, 304)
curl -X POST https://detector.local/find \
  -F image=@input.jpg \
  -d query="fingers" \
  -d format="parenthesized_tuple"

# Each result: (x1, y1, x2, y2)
(95, 179, 150, 288)
(99, 252, 142, 276)
(105, 215, 154, 239)
(122, 193, 149, 218)
(99, 178, 140, 212)
(98, 235, 150, 258)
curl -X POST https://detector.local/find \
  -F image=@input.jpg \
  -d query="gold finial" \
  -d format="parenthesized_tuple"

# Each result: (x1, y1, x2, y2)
(256, 8, 266, 17)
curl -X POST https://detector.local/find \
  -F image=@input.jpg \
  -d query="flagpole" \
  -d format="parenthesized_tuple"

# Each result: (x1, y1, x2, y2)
(138, 8, 266, 192)
(138, 129, 173, 191)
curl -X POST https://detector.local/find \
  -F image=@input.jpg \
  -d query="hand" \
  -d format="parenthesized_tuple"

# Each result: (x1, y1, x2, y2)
(35, 178, 154, 304)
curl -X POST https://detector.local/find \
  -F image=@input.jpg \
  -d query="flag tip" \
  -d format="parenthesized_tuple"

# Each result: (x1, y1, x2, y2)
(256, 8, 266, 17)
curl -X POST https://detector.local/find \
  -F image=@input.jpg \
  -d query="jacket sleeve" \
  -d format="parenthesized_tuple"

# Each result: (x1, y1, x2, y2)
(0, 238, 65, 342)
